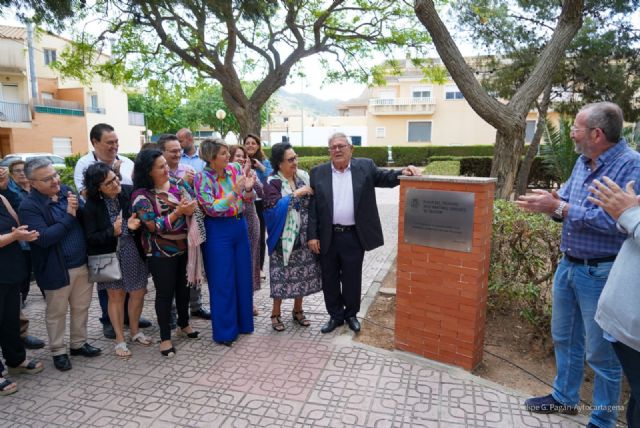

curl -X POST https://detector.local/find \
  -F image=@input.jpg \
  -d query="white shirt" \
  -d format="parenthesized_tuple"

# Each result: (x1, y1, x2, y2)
(331, 162, 355, 226)
(73, 152, 135, 192)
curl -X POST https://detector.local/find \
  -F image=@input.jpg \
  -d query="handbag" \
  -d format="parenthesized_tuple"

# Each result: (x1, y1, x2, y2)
(88, 241, 122, 283)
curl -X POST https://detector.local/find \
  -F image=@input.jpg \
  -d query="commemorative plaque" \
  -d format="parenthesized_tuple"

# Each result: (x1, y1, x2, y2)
(404, 188, 474, 252)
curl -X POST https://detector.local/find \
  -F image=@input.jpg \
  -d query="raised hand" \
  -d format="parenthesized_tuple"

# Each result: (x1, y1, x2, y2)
(588, 177, 639, 220)
(177, 198, 197, 216)
(113, 214, 123, 236)
(127, 213, 141, 230)
(233, 175, 246, 195)
(244, 174, 255, 192)
(12, 225, 39, 242)
(183, 169, 195, 186)
(66, 192, 79, 217)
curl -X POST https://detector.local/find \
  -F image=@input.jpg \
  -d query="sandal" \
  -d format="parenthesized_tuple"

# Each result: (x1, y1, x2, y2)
(271, 314, 285, 332)
(115, 342, 132, 359)
(0, 378, 17, 396)
(176, 326, 200, 339)
(292, 310, 310, 327)
(160, 347, 176, 358)
(131, 332, 152, 346)
(7, 359, 44, 375)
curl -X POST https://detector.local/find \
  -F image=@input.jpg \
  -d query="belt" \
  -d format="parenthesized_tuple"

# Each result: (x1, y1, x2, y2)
(332, 224, 355, 232)
(564, 254, 616, 266)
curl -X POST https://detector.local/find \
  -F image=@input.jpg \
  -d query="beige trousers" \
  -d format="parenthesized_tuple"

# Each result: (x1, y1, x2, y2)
(44, 266, 93, 356)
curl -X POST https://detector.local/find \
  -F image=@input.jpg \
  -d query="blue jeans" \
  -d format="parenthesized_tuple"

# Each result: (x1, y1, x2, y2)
(551, 258, 622, 428)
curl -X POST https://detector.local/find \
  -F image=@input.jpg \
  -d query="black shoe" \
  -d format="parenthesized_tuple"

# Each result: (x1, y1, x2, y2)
(102, 323, 116, 340)
(160, 347, 176, 358)
(321, 318, 344, 334)
(125, 317, 152, 328)
(53, 354, 72, 371)
(524, 394, 578, 415)
(21, 335, 45, 349)
(215, 340, 233, 347)
(346, 316, 361, 333)
(190, 308, 211, 320)
(70, 343, 102, 358)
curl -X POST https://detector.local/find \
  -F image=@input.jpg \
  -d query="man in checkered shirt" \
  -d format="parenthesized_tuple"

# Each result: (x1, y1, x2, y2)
(517, 102, 640, 428)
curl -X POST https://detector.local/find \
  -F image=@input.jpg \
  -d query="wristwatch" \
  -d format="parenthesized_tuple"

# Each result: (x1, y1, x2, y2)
(553, 201, 567, 219)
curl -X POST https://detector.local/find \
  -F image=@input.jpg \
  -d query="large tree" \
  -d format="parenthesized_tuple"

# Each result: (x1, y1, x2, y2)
(54, 0, 430, 137)
(0, 0, 76, 28)
(414, 0, 585, 198)
(453, 0, 640, 195)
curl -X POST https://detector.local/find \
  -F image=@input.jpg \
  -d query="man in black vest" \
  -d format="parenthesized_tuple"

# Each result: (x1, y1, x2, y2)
(308, 133, 420, 333)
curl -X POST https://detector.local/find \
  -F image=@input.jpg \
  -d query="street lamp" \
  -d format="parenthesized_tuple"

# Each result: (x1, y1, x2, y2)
(216, 109, 226, 138)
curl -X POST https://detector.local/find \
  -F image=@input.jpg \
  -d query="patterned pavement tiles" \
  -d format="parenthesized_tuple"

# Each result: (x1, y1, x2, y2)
(1, 187, 586, 427)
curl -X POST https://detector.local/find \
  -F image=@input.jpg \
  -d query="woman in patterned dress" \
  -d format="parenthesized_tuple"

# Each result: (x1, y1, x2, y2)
(132, 150, 200, 358)
(194, 139, 256, 346)
(82, 163, 150, 358)
(229, 145, 263, 315)
(263, 143, 321, 331)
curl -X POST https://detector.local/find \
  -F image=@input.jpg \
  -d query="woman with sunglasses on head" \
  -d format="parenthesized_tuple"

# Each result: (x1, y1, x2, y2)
(82, 163, 150, 358)
(262, 142, 321, 332)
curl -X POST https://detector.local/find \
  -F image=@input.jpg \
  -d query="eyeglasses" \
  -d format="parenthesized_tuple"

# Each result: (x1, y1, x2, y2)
(329, 144, 349, 152)
(570, 126, 594, 133)
(32, 171, 59, 184)
(285, 155, 298, 164)
(102, 175, 120, 188)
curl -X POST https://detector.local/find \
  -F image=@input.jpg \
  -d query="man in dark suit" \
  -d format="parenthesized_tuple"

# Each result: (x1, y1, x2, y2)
(308, 133, 421, 333)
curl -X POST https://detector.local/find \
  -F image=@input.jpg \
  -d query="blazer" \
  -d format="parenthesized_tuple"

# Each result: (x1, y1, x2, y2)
(308, 157, 401, 255)
(82, 185, 144, 258)
(18, 185, 81, 290)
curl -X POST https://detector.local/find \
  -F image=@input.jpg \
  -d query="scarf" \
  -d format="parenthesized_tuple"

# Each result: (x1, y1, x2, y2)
(276, 169, 309, 266)
(179, 186, 207, 288)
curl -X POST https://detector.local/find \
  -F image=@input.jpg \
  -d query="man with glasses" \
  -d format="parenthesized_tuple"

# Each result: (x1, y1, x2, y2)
(308, 132, 421, 334)
(158, 134, 211, 321)
(518, 102, 640, 428)
(73, 123, 152, 339)
(19, 158, 101, 371)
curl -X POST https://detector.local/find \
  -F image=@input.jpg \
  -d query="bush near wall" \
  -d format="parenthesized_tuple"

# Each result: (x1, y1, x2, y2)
(490, 200, 562, 340)
(297, 156, 330, 171)
(457, 156, 558, 188)
(60, 166, 76, 191)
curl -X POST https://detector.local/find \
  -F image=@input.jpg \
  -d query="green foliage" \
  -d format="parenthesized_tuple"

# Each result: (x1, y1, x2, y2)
(540, 118, 579, 183)
(120, 153, 137, 162)
(1, 0, 76, 29)
(489, 200, 562, 338)
(59, 166, 75, 191)
(455, 155, 558, 187)
(423, 161, 460, 176)
(296, 156, 330, 172)
(64, 153, 83, 168)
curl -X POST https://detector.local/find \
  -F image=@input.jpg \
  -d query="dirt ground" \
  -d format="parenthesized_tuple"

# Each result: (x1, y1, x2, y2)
(356, 260, 630, 427)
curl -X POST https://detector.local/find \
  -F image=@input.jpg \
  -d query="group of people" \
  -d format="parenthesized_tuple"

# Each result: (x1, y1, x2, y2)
(519, 101, 640, 428)
(0, 123, 421, 396)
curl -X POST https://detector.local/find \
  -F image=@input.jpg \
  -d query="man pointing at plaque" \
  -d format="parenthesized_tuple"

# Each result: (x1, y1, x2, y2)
(308, 132, 421, 334)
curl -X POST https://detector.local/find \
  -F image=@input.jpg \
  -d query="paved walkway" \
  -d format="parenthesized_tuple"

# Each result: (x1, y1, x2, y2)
(1, 188, 585, 427)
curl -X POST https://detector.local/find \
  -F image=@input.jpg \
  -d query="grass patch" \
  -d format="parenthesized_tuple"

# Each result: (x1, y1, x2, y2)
(423, 160, 460, 176)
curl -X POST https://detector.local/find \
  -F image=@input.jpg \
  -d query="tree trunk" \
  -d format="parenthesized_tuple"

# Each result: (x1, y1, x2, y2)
(491, 126, 526, 199)
(221, 87, 262, 139)
(515, 83, 553, 196)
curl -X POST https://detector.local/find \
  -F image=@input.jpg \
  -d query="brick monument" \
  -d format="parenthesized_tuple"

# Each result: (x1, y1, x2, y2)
(395, 175, 496, 370)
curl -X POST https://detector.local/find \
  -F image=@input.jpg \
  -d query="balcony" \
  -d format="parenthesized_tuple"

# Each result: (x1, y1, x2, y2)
(35, 97, 84, 116)
(369, 97, 436, 115)
(0, 100, 31, 123)
(128, 111, 145, 126)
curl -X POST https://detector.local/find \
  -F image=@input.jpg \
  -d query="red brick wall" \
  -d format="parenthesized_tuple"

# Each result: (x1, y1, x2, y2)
(395, 178, 495, 370)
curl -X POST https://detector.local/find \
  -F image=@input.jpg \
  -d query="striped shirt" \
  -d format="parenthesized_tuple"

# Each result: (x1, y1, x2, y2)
(558, 139, 640, 259)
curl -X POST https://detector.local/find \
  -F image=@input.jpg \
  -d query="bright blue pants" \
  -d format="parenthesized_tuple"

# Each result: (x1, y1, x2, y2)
(202, 216, 254, 342)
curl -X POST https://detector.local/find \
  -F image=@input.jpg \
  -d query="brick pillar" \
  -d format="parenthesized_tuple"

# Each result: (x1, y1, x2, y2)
(394, 176, 496, 371)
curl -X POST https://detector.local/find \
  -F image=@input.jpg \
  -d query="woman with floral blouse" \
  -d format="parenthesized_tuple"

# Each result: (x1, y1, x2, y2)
(131, 150, 200, 358)
(194, 139, 255, 346)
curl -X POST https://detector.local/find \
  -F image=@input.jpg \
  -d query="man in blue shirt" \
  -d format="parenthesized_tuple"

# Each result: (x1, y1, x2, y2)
(517, 102, 639, 428)
(177, 128, 206, 172)
(19, 158, 102, 371)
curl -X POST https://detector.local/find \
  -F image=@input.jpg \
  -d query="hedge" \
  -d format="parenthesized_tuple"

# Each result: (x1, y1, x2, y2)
(456, 156, 558, 188)
(297, 156, 329, 171)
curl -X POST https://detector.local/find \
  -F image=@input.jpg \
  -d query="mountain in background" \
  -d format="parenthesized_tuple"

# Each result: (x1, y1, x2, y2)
(275, 89, 341, 116)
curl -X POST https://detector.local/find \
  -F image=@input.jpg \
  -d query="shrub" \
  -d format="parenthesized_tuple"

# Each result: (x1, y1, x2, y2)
(423, 161, 460, 176)
(59, 166, 76, 191)
(489, 200, 562, 339)
(64, 153, 83, 168)
(459, 156, 492, 177)
(120, 153, 137, 162)
(297, 156, 329, 171)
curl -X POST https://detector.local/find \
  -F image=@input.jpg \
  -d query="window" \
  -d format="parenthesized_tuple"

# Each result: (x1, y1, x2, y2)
(445, 84, 464, 100)
(1, 84, 19, 102)
(408, 121, 432, 142)
(41, 92, 54, 100)
(411, 86, 432, 99)
(525, 120, 537, 143)
(376, 127, 386, 138)
(52, 137, 72, 157)
(44, 49, 57, 65)
(378, 90, 395, 105)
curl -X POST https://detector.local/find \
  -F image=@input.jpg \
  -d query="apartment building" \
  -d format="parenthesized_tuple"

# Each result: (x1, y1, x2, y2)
(0, 25, 145, 158)
(337, 59, 543, 147)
